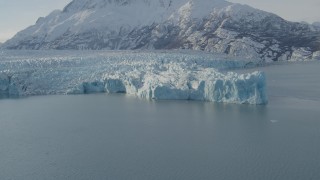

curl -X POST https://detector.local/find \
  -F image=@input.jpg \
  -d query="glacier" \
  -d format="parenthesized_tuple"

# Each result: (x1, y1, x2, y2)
(0, 50, 267, 104)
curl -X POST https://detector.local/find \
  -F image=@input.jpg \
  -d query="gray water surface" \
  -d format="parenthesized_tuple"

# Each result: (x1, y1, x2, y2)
(1, 62, 320, 180)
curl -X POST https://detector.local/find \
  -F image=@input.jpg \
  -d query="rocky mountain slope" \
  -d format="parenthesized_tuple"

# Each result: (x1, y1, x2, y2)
(3, 0, 320, 61)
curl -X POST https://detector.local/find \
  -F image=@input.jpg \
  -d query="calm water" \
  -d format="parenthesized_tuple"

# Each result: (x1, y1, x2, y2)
(1, 62, 320, 180)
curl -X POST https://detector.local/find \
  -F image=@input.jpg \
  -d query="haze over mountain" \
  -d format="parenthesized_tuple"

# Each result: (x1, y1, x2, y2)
(3, 0, 320, 61)
(313, 22, 320, 28)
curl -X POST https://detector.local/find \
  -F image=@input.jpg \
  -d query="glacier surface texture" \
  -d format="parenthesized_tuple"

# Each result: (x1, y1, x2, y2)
(0, 50, 267, 104)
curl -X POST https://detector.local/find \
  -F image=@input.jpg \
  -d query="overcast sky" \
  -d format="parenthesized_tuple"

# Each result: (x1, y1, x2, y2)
(0, 0, 319, 43)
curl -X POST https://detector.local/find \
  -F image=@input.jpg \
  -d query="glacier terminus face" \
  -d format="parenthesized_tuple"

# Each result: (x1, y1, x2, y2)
(0, 50, 267, 105)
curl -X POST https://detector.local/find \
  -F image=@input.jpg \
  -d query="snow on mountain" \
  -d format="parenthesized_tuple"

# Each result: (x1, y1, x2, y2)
(313, 22, 320, 26)
(3, 0, 320, 61)
(0, 50, 267, 104)
(313, 22, 320, 30)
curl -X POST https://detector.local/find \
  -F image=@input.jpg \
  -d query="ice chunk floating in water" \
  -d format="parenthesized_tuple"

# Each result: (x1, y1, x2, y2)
(0, 50, 267, 104)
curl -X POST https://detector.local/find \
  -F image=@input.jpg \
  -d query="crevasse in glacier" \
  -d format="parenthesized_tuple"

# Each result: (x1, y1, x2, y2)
(0, 50, 267, 104)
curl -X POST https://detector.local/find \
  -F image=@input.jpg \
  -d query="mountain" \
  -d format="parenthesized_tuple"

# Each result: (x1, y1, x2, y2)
(3, 0, 320, 61)
(313, 22, 320, 29)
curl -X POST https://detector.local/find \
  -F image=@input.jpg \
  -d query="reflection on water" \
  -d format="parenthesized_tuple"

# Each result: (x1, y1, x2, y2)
(0, 93, 319, 180)
(1, 61, 320, 180)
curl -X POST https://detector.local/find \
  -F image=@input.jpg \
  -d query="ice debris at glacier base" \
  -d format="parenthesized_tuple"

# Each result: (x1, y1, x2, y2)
(0, 50, 267, 104)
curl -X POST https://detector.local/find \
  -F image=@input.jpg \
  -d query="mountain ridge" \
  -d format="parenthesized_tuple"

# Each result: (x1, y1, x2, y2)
(3, 0, 320, 61)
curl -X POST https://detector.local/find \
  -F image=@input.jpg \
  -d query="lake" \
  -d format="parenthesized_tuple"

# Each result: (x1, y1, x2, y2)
(0, 61, 320, 180)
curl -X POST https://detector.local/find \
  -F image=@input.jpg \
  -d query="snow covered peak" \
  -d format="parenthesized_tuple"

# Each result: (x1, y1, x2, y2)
(63, 0, 177, 12)
(3, 0, 320, 61)
(10, 0, 234, 42)
(63, 0, 231, 12)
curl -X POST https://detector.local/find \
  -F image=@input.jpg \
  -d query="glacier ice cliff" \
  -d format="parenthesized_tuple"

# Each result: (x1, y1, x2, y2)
(0, 50, 267, 104)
